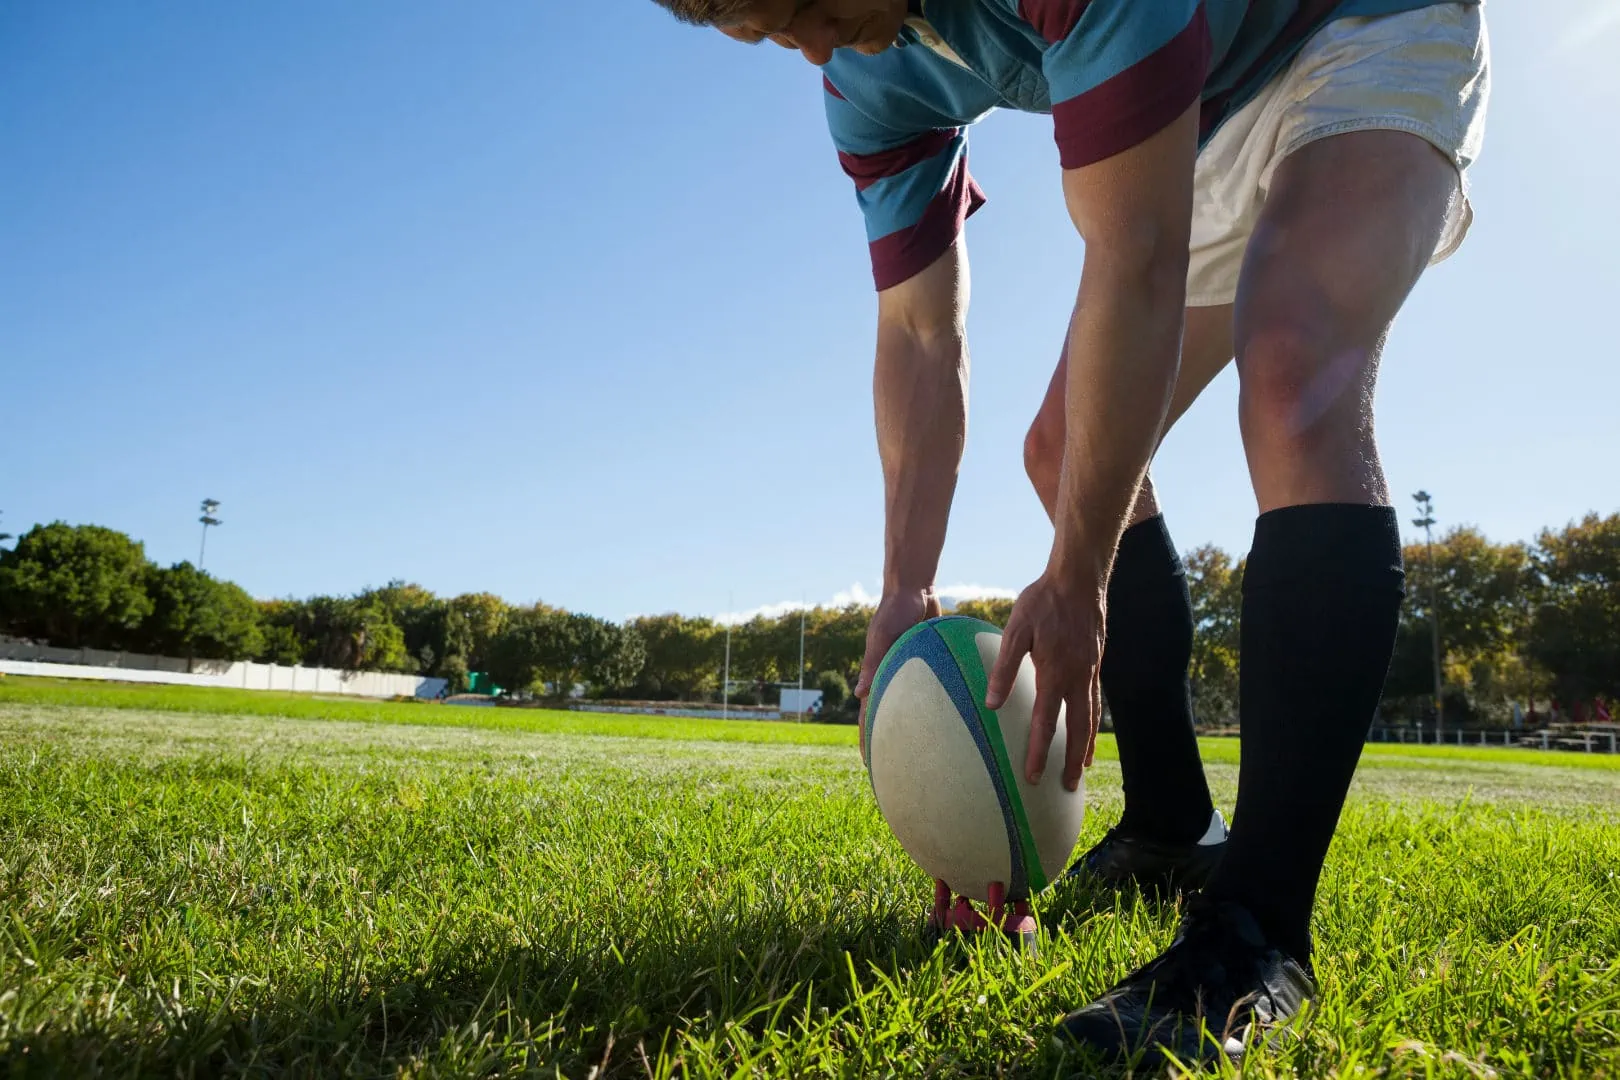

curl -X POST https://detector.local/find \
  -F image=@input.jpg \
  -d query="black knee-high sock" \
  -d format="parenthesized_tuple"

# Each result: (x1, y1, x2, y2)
(1205, 505, 1405, 961)
(1103, 515, 1216, 844)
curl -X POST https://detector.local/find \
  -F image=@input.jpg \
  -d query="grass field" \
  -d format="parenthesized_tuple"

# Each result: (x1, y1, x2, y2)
(0, 677, 858, 748)
(2, 678, 1618, 1077)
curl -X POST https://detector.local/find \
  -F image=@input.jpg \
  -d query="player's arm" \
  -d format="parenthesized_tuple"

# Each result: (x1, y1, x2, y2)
(823, 58, 999, 707)
(879, 239, 968, 586)
(985, 104, 1198, 788)
(985, 0, 1208, 786)
(1049, 104, 1197, 585)
(853, 240, 968, 702)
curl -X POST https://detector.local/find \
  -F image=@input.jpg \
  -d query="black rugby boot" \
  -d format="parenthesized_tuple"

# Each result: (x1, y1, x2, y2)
(1055, 894, 1314, 1064)
(1067, 809, 1227, 894)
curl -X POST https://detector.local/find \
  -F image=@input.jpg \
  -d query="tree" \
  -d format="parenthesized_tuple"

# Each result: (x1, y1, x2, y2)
(486, 608, 644, 698)
(362, 581, 444, 673)
(804, 603, 872, 689)
(629, 613, 722, 699)
(447, 593, 510, 673)
(733, 614, 787, 687)
(588, 620, 646, 694)
(264, 594, 410, 672)
(0, 511, 12, 549)
(1184, 545, 1243, 725)
(484, 606, 555, 696)
(337, 593, 412, 672)
(814, 668, 858, 724)
(0, 522, 155, 649)
(142, 562, 264, 661)
(255, 601, 310, 667)
(1525, 513, 1620, 702)
(412, 591, 515, 692)
(1386, 527, 1534, 724)
(818, 668, 849, 709)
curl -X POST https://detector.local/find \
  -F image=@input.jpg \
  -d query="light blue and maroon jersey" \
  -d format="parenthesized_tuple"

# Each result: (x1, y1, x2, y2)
(823, 0, 1478, 290)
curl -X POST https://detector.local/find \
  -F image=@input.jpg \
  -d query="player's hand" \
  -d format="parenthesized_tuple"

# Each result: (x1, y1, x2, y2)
(854, 587, 944, 754)
(984, 570, 1105, 791)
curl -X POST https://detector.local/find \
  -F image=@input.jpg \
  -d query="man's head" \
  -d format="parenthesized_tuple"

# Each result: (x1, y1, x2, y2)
(654, 0, 910, 66)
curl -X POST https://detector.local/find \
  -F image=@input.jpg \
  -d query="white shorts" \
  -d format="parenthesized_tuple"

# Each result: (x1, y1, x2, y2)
(1186, 2, 1491, 308)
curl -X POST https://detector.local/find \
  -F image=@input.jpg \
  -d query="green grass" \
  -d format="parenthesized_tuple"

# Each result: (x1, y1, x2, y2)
(5, 676, 1618, 773)
(1, 694, 1618, 1077)
(0, 676, 858, 748)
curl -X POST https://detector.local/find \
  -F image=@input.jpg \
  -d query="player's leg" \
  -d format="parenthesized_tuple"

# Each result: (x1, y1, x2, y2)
(1057, 1, 1487, 1056)
(1204, 126, 1462, 951)
(1024, 304, 1233, 520)
(1058, 130, 1463, 1061)
(1024, 306, 1234, 883)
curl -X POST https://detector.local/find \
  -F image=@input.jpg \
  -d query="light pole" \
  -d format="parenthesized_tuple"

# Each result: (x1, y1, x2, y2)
(722, 620, 731, 720)
(796, 606, 807, 721)
(198, 499, 222, 572)
(1411, 491, 1443, 740)
(721, 593, 732, 721)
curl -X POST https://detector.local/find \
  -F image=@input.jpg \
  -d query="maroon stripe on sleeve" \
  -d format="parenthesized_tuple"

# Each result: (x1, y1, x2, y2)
(838, 128, 960, 192)
(1016, 0, 1095, 45)
(823, 74, 845, 100)
(869, 155, 986, 292)
(1199, 0, 1338, 138)
(1052, 4, 1210, 170)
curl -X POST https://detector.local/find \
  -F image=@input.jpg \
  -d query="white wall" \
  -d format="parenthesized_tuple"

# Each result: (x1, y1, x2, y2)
(576, 702, 786, 721)
(0, 642, 447, 700)
(779, 688, 824, 715)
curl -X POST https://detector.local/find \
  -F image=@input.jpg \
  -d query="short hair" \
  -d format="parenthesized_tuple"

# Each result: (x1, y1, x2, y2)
(652, 0, 756, 26)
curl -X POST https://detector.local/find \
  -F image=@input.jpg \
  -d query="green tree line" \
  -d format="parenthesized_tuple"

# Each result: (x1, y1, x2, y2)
(1, 514, 1617, 723)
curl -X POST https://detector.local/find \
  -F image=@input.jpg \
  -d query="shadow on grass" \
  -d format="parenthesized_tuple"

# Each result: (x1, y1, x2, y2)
(3, 907, 993, 1078)
(2, 849, 1179, 1080)
(3, 900, 1164, 1079)
(1040, 872, 1182, 929)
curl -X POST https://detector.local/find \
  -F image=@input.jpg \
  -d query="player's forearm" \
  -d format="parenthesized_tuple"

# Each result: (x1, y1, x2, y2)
(874, 320, 968, 595)
(1050, 252, 1186, 584)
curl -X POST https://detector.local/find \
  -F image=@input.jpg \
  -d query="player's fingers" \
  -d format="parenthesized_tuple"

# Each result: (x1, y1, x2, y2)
(1024, 673, 1061, 785)
(1084, 667, 1102, 769)
(985, 619, 1030, 711)
(853, 662, 874, 701)
(854, 635, 887, 700)
(1062, 691, 1086, 791)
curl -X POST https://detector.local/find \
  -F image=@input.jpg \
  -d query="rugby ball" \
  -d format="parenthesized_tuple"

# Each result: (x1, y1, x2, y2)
(864, 616, 1085, 901)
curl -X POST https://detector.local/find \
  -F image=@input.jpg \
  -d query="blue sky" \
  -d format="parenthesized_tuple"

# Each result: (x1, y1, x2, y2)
(2, 2, 1616, 622)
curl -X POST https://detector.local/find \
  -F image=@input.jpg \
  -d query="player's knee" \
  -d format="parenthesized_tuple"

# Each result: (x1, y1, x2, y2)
(1236, 319, 1373, 449)
(1023, 412, 1063, 490)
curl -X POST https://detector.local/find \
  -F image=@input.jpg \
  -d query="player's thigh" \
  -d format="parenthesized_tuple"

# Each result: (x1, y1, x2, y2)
(1032, 304, 1234, 449)
(1164, 304, 1234, 435)
(1233, 130, 1460, 437)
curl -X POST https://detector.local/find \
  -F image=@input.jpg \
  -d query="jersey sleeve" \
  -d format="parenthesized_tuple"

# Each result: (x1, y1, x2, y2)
(1021, 0, 1212, 170)
(822, 57, 1000, 292)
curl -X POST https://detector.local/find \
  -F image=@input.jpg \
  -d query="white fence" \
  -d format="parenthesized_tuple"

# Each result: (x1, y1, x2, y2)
(0, 640, 447, 699)
(1368, 725, 1620, 754)
(572, 702, 787, 721)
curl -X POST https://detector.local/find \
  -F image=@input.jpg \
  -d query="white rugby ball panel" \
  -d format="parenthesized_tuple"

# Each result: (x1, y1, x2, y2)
(868, 656, 1012, 901)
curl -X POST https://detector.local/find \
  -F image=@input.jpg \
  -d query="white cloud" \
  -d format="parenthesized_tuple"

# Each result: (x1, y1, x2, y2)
(937, 583, 1019, 605)
(829, 582, 880, 609)
(712, 598, 822, 627)
(711, 581, 1017, 626)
